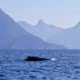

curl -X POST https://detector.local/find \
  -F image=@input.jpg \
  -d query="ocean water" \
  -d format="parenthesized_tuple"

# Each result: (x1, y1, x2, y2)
(0, 50, 80, 80)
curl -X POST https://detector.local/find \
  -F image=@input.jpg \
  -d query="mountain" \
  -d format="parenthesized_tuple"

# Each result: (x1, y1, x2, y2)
(47, 22, 80, 49)
(18, 21, 34, 34)
(18, 19, 64, 41)
(0, 9, 65, 49)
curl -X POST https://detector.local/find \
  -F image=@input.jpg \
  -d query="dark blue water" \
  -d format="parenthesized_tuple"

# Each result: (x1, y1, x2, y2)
(0, 50, 80, 80)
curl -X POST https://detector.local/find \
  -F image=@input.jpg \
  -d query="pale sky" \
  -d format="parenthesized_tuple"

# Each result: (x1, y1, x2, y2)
(0, 0, 80, 28)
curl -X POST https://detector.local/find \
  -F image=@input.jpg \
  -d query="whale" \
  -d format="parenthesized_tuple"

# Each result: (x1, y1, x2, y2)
(24, 56, 56, 61)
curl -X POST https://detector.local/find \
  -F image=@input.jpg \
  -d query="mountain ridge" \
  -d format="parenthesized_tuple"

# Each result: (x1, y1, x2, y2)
(18, 20, 63, 41)
(0, 9, 65, 49)
(48, 21, 80, 49)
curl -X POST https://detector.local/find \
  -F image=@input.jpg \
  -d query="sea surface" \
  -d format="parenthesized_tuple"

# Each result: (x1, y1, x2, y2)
(0, 50, 80, 80)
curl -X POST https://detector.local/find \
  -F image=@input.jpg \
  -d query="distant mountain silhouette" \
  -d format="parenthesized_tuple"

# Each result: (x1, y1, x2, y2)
(48, 22, 80, 49)
(18, 19, 63, 41)
(0, 9, 65, 49)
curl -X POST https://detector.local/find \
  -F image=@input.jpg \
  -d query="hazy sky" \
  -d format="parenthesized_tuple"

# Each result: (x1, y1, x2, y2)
(0, 0, 80, 28)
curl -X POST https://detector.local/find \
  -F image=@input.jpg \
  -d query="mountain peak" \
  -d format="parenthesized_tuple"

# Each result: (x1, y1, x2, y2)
(38, 19, 44, 23)
(37, 19, 47, 25)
